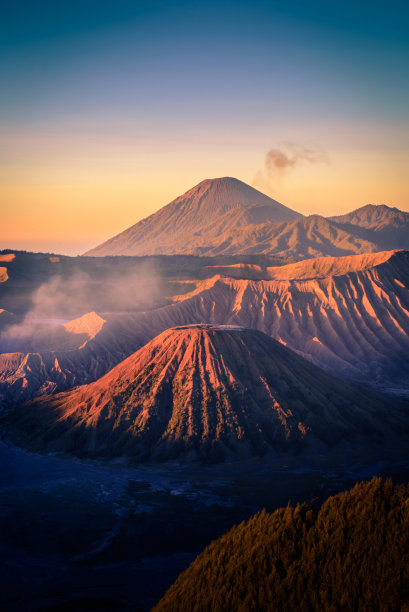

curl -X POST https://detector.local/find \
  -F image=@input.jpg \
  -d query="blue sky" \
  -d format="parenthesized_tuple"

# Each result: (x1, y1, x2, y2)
(2, 0, 408, 123)
(1, 0, 409, 253)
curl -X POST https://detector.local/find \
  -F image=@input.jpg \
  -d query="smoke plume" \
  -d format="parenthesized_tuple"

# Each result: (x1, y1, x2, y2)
(253, 143, 328, 192)
(0, 261, 161, 352)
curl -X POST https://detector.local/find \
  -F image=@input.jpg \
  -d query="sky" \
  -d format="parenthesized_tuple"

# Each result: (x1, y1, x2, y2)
(1, 0, 409, 255)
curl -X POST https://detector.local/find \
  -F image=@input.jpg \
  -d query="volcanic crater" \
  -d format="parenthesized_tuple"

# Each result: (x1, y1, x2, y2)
(5, 325, 408, 463)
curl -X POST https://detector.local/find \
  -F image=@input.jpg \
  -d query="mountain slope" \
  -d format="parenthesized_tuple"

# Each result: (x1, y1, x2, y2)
(161, 250, 409, 393)
(330, 204, 409, 251)
(85, 178, 409, 258)
(331, 203, 409, 230)
(5, 325, 408, 462)
(85, 177, 301, 257)
(193, 214, 378, 258)
(94, 249, 408, 395)
(154, 478, 409, 612)
(1, 251, 409, 402)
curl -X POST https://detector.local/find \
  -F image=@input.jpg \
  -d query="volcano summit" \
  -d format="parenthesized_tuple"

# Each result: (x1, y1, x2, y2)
(6, 325, 408, 462)
(85, 177, 301, 257)
(85, 177, 409, 258)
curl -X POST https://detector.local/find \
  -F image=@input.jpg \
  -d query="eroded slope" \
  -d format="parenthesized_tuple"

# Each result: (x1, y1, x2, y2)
(1, 250, 409, 401)
(5, 326, 407, 462)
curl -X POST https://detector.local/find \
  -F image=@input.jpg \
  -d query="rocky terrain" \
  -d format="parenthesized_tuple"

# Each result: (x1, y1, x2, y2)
(4, 325, 408, 462)
(2, 182, 409, 612)
(2, 249, 408, 402)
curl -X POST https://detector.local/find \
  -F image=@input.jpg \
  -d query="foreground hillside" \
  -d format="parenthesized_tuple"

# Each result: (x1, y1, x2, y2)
(154, 477, 409, 612)
(5, 326, 408, 462)
(85, 177, 409, 258)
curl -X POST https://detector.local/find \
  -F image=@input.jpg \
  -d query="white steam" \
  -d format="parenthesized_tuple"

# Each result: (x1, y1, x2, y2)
(0, 261, 161, 352)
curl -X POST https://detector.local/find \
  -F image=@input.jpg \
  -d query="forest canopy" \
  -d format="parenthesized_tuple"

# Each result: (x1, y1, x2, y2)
(154, 478, 409, 612)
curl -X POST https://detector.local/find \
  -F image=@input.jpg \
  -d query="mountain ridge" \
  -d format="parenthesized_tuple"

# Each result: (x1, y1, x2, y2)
(85, 178, 409, 258)
(330, 203, 409, 229)
(1, 249, 408, 402)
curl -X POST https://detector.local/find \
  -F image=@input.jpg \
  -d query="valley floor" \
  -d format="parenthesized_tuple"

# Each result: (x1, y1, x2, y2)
(2, 440, 409, 611)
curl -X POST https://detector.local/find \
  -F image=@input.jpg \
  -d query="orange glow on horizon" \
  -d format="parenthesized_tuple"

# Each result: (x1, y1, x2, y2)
(2, 134, 409, 255)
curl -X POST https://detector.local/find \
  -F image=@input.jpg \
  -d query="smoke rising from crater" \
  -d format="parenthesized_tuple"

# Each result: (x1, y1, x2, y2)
(0, 261, 161, 352)
(253, 143, 328, 193)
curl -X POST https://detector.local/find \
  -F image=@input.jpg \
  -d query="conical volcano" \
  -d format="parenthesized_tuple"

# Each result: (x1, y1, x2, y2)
(6, 325, 408, 462)
(84, 177, 301, 256)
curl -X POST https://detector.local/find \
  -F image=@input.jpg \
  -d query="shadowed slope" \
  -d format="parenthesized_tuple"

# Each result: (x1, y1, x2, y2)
(331, 203, 409, 230)
(5, 326, 408, 462)
(330, 204, 409, 252)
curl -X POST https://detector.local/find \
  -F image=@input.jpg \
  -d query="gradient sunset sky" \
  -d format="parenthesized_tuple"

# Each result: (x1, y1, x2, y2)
(2, 0, 409, 254)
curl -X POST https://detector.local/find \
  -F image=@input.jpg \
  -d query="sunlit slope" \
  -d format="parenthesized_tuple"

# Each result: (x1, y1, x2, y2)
(85, 177, 302, 256)
(168, 250, 409, 392)
(5, 326, 407, 462)
(120, 249, 409, 393)
(0, 249, 292, 317)
(85, 177, 409, 258)
(1, 250, 408, 400)
(264, 250, 395, 279)
(154, 478, 409, 612)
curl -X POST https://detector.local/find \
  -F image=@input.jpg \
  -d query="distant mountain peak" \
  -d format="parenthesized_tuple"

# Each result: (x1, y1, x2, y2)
(84, 177, 302, 257)
(197, 176, 242, 185)
(84, 179, 409, 258)
(353, 203, 401, 213)
(361, 203, 387, 209)
(330, 204, 409, 244)
(331, 202, 409, 222)
(169, 176, 284, 214)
